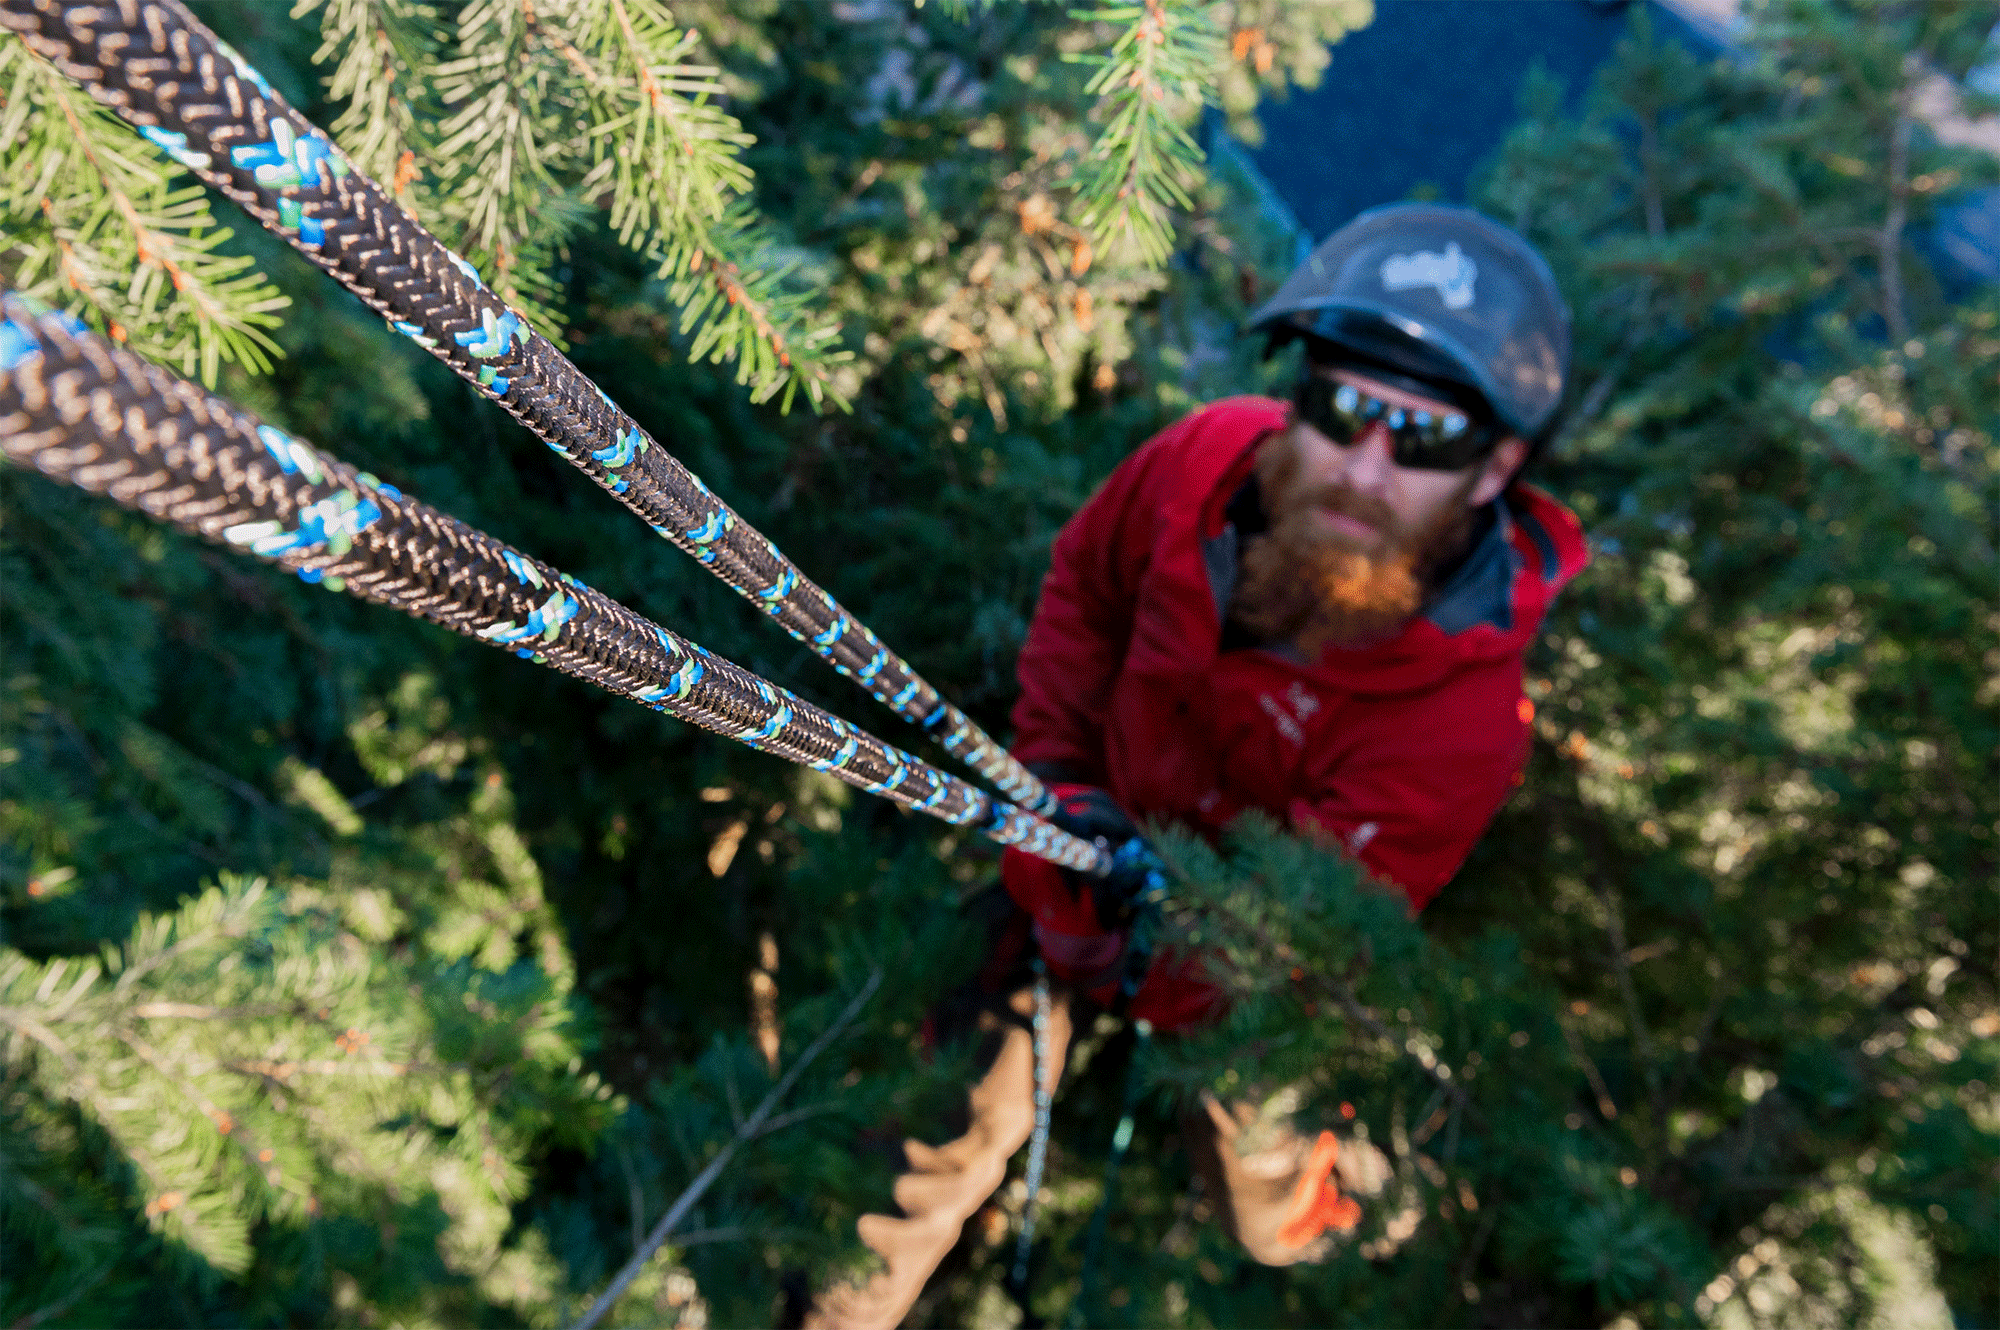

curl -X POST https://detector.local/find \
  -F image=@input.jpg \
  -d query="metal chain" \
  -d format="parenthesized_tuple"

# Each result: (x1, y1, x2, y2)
(0, 0, 1056, 817)
(0, 296, 1106, 874)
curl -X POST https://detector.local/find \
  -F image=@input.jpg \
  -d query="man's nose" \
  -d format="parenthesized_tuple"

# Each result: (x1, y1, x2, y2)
(1338, 421, 1397, 491)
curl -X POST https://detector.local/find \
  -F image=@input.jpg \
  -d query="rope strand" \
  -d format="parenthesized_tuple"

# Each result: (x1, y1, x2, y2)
(0, 0, 1056, 815)
(1009, 960, 1054, 1300)
(0, 295, 1107, 873)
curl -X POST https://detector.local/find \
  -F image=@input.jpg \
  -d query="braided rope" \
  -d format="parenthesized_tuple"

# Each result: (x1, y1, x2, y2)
(0, 0, 1056, 816)
(1010, 960, 1054, 1297)
(0, 296, 1105, 873)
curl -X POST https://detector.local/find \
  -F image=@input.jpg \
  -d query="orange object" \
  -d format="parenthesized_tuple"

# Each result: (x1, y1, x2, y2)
(1275, 1131, 1362, 1248)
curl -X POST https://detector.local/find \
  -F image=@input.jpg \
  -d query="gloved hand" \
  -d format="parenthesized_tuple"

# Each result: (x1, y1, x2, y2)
(1104, 834, 1169, 914)
(1044, 784, 1167, 931)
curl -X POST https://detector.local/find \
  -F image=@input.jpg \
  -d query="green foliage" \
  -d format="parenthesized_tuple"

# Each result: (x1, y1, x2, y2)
(1042, 5, 1997, 1327)
(1065, 0, 1224, 267)
(1064, 0, 1364, 265)
(4, 0, 1992, 1327)
(297, 0, 850, 405)
(0, 37, 289, 385)
(0, 875, 610, 1324)
(2, 3, 1326, 1321)
(889, 4, 1998, 1326)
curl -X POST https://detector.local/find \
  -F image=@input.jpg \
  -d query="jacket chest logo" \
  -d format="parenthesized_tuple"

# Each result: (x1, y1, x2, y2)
(1256, 683, 1322, 748)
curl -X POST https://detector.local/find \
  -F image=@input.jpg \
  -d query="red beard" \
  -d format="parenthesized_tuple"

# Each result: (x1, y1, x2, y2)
(1228, 430, 1476, 655)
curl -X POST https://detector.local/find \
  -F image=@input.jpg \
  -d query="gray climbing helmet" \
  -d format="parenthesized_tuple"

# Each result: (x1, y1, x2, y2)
(1247, 203, 1571, 439)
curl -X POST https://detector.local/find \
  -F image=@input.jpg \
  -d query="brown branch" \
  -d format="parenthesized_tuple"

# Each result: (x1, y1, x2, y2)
(9, 1258, 117, 1330)
(1557, 1012, 1621, 1122)
(1879, 86, 1913, 343)
(523, 0, 600, 87)
(226, 1056, 410, 1083)
(606, 0, 664, 110)
(567, 970, 882, 1330)
(1451, 1208, 1499, 1306)
(1660, 982, 1731, 1124)
(0, 1008, 80, 1074)
(51, 86, 221, 325)
(132, 1002, 228, 1019)
(1324, 978, 1483, 1127)
(129, 1000, 304, 1020)
(752, 1099, 842, 1137)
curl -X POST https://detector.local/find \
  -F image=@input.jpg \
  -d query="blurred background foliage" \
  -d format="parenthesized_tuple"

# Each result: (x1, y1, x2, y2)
(1, 1, 1994, 1327)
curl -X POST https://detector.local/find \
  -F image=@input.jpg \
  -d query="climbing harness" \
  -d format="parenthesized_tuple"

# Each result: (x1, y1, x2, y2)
(0, 297, 1104, 873)
(0, 0, 1056, 818)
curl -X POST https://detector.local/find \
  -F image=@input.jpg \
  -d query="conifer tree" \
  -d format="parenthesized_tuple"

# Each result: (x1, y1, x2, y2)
(3, 1, 1991, 1327)
(1, 1, 1348, 1324)
(965, 5, 1997, 1327)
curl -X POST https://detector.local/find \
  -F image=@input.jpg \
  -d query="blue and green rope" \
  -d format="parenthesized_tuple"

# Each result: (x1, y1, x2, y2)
(0, 0, 1056, 816)
(0, 295, 1107, 874)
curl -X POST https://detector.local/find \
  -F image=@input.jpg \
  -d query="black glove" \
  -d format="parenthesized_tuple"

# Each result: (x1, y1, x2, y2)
(1042, 784, 1167, 931)
(1045, 783, 1141, 848)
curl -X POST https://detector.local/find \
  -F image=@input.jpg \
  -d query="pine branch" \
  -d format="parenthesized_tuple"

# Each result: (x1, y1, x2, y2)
(656, 204, 852, 410)
(571, 0, 849, 409)
(424, 0, 579, 329)
(0, 876, 606, 1286)
(581, 0, 751, 242)
(567, 969, 883, 1330)
(1067, 0, 1223, 267)
(304, 0, 850, 403)
(0, 1005, 80, 1075)
(293, 0, 444, 192)
(1321, 975, 1482, 1127)
(1556, 1009, 1622, 1124)
(0, 35, 289, 384)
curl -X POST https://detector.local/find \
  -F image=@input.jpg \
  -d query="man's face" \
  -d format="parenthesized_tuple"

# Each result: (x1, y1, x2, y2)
(1276, 365, 1523, 554)
(1229, 365, 1527, 652)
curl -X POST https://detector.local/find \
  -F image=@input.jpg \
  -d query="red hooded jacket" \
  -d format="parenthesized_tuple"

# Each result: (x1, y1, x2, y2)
(1001, 396, 1589, 1030)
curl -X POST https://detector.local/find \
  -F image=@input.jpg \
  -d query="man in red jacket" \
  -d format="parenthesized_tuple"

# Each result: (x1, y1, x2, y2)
(810, 204, 1589, 1329)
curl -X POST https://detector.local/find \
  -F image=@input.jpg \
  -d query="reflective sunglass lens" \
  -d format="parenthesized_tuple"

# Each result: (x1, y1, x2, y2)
(1301, 377, 1491, 468)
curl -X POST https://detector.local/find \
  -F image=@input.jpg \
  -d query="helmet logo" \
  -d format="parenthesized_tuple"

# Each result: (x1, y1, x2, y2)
(1380, 242, 1478, 311)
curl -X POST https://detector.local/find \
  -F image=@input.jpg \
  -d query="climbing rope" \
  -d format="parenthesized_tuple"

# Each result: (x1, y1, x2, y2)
(1070, 1018, 1153, 1327)
(1013, 851, 1172, 1317)
(0, 0, 1056, 817)
(0, 296, 1107, 874)
(1009, 959, 1054, 1306)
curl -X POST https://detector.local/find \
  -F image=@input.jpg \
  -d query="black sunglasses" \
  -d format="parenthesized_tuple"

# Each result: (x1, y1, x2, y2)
(1293, 375, 1501, 471)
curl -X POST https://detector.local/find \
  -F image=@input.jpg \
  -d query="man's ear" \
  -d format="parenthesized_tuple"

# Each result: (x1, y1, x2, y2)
(1470, 436, 1528, 506)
